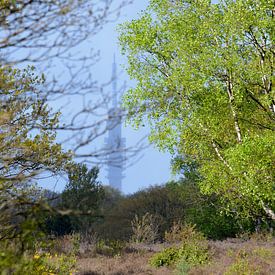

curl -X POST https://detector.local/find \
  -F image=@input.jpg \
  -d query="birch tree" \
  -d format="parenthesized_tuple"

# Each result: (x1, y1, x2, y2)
(119, 0, 275, 220)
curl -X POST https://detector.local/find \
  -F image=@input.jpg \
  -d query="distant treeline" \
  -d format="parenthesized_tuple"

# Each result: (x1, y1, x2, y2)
(41, 164, 273, 241)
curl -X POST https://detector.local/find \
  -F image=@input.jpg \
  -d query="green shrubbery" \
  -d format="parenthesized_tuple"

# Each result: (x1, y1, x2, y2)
(93, 178, 250, 242)
(0, 240, 76, 274)
(224, 246, 275, 275)
(95, 239, 125, 257)
(150, 247, 180, 267)
(150, 224, 210, 270)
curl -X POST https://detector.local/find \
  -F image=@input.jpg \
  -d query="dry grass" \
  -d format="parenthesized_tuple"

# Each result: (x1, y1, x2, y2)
(73, 235, 275, 275)
(190, 237, 275, 275)
(76, 251, 172, 275)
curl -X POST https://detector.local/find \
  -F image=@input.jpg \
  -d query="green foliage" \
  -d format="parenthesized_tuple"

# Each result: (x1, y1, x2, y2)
(167, 180, 251, 239)
(91, 186, 126, 241)
(93, 183, 186, 241)
(119, 0, 275, 220)
(93, 176, 253, 241)
(0, 65, 72, 269)
(47, 253, 76, 274)
(150, 224, 210, 269)
(185, 197, 253, 240)
(166, 224, 210, 266)
(62, 164, 104, 214)
(44, 164, 105, 235)
(178, 236, 209, 267)
(95, 239, 125, 257)
(44, 214, 73, 236)
(175, 259, 191, 275)
(150, 247, 180, 267)
(0, 240, 76, 274)
(164, 223, 197, 244)
(252, 247, 274, 259)
(225, 259, 252, 275)
(169, 161, 254, 238)
(164, 222, 185, 244)
(225, 246, 275, 275)
(0, 60, 71, 273)
(61, 163, 104, 232)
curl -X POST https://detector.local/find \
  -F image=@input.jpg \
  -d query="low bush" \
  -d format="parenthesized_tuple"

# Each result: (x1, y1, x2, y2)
(51, 233, 80, 255)
(225, 258, 254, 275)
(177, 236, 209, 266)
(165, 223, 197, 243)
(150, 224, 210, 270)
(95, 239, 125, 257)
(131, 213, 160, 244)
(0, 243, 76, 274)
(78, 231, 99, 256)
(224, 246, 275, 275)
(149, 247, 180, 267)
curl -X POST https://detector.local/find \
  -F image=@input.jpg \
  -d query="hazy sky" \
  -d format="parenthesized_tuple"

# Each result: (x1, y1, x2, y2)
(97, 0, 219, 193)
(93, 0, 173, 194)
(37, 0, 173, 194)
(39, 0, 220, 194)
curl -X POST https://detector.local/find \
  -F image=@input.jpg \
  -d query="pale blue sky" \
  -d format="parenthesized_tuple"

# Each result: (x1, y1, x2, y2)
(36, 0, 173, 194)
(88, 0, 173, 194)
(40, 0, 219, 194)
(93, 0, 218, 193)
(40, 0, 220, 194)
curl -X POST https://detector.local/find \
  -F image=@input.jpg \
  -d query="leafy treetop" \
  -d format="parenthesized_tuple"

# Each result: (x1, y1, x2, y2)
(119, 0, 275, 220)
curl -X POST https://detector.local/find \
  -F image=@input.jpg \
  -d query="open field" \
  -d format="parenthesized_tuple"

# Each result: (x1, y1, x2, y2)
(77, 252, 170, 275)
(75, 237, 275, 275)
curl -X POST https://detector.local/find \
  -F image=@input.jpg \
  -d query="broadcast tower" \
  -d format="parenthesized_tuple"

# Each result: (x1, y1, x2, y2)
(105, 56, 125, 192)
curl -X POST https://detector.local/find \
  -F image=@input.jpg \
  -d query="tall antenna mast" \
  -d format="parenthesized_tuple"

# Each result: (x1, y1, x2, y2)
(104, 55, 125, 192)
(112, 54, 117, 107)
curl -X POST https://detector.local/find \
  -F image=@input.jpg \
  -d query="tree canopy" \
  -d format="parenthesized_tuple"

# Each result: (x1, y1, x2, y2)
(0, 65, 71, 243)
(119, 0, 275, 220)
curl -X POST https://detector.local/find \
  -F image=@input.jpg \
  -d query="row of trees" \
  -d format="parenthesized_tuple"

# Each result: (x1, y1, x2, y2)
(119, 0, 275, 222)
(43, 162, 264, 241)
(93, 179, 247, 241)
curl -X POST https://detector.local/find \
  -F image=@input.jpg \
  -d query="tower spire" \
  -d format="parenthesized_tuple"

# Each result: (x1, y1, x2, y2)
(104, 55, 126, 192)
(112, 54, 117, 107)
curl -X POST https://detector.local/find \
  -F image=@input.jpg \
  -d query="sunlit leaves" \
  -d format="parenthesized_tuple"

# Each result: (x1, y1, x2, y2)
(0, 66, 71, 180)
(119, 0, 275, 219)
(0, 65, 72, 244)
